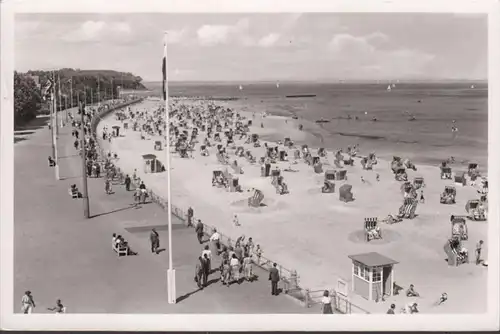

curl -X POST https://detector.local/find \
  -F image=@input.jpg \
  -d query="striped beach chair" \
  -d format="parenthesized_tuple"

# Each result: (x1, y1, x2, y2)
(398, 197, 418, 219)
(248, 189, 265, 207)
(364, 217, 382, 242)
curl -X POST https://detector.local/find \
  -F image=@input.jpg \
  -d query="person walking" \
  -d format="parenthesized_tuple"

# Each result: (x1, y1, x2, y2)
(195, 219, 204, 244)
(187, 207, 194, 227)
(220, 260, 231, 286)
(242, 255, 253, 282)
(269, 263, 280, 296)
(202, 245, 212, 272)
(124, 174, 131, 191)
(105, 178, 112, 195)
(21, 291, 35, 314)
(229, 253, 240, 285)
(150, 228, 160, 254)
(201, 254, 210, 287)
(475, 240, 484, 265)
(321, 290, 333, 314)
(194, 256, 203, 289)
(209, 228, 221, 254)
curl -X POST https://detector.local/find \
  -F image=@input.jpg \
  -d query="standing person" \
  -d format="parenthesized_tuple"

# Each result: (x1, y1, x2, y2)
(235, 243, 244, 263)
(105, 178, 112, 194)
(201, 254, 210, 287)
(420, 190, 425, 204)
(233, 214, 241, 227)
(202, 245, 212, 272)
(255, 244, 263, 265)
(47, 299, 66, 314)
(133, 188, 141, 206)
(21, 291, 35, 314)
(242, 255, 253, 282)
(195, 219, 204, 244)
(209, 228, 221, 254)
(124, 174, 131, 191)
(269, 263, 280, 296)
(230, 254, 240, 285)
(321, 290, 333, 314)
(194, 257, 203, 289)
(187, 207, 194, 227)
(150, 228, 160, 254)
(246, 237, 255, 257)
(95, 163, 101, 178)
(475, 240, 484, 265)
(220, 260, 230, 286)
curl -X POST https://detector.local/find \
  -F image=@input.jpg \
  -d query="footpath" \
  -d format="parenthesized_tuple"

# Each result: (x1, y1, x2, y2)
(13, 116, 318, 314)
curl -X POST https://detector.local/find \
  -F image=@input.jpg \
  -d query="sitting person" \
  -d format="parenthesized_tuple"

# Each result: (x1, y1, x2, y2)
(437, 292, 448, 305)
(69, 184, 79, 197)
(406, 284, 420, 297)
(48, 156, 55, 167)
(403, 302, 419, 314)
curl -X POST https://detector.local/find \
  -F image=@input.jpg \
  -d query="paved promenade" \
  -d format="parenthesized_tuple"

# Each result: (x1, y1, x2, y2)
(13, 116, 318, 314)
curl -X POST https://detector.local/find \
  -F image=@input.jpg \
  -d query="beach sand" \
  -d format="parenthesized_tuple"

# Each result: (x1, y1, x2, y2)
(98, 98, 488, 314)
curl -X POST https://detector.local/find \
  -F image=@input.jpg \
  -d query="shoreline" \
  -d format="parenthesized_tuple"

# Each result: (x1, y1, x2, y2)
(97, 98, 488, 314)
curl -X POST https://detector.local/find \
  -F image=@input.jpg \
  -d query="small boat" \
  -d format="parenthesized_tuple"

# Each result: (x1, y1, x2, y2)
(286, 94, 316, 98)
(392, 84, 396, 88)
(470, 85, 475, 89)
(387, 85, 392, 91)
(239, 85, 243, 90)
(315, 118, 330, 123)
(276, 81, 280, 88)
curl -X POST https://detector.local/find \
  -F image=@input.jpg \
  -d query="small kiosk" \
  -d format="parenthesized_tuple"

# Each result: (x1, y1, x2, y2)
(348, 252, 398, 302)
(142, 154, 163, 173)
(112, 125, 121, 137)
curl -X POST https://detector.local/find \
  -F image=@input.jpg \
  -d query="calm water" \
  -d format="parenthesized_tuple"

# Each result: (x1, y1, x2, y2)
(138, 82, 488, 168)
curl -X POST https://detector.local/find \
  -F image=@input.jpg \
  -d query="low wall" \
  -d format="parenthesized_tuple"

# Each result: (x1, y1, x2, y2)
(90, 102, 370, 314)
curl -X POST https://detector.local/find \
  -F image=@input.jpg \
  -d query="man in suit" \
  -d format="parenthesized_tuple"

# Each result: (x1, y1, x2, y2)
(269, 263, 280, 296)
(195, 219, 204, 244)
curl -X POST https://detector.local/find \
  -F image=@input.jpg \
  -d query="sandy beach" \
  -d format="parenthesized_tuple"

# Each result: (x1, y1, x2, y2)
(97, 98, 488, 314)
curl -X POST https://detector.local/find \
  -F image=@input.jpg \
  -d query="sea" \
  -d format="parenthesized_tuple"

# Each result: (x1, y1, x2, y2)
(134, 81, 488, 170)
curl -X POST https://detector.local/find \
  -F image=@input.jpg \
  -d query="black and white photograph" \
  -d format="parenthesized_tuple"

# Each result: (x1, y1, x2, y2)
(1, 0, 499, 331)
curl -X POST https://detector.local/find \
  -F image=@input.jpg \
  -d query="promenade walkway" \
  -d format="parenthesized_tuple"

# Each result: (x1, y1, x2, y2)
(13, 117, 318, 314)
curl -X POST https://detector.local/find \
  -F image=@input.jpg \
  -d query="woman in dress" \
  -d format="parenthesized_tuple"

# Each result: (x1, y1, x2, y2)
(229, 254, 240, 285)
(321, 290, 333, 314)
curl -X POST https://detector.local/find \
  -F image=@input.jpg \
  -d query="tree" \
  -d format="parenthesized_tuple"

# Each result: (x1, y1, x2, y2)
(14, 71, 42, 127)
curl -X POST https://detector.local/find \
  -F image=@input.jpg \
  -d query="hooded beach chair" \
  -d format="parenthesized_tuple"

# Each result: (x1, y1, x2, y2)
(398, 197, 418, 219)
(322, 180, 335, 193)
(451, 216, 468, 241)
(440, 186, 456, 204)
(247, 189, 265, 207)
(339, 184, 354, 202)
(365, 217, 382, 242)
(465, 199, 486, 221)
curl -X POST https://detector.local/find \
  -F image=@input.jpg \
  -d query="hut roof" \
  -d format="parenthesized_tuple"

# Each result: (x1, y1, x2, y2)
(142, 154, 157, 160)
(348, 252, 399, 267)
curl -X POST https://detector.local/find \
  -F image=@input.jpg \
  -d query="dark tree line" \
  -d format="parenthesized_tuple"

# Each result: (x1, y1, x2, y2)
(14, 68, 147, 125)
(14, 71, 41, 127)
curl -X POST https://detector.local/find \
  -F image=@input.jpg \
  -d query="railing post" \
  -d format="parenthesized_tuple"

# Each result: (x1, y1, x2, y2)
(305, 289, 310, 308)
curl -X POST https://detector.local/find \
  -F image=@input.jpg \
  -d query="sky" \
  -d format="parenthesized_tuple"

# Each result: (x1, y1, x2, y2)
(14, 13, 488, 82)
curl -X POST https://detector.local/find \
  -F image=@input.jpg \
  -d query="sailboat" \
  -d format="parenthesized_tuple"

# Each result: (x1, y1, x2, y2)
(392, 83, 396, 88)
(276, 81, 280, 89)
(239, 85, 243, 91)
(387, 85, 392, 91)
(470, 85, 475, 89)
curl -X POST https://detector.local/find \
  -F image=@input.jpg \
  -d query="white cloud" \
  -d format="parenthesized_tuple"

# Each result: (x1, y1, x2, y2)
(196, 18, 251, 46)
(258, 33, 281, 48)
(329, 33, 435, 78)
(166, 29, 188, 44)
(61, 21, 131, 43)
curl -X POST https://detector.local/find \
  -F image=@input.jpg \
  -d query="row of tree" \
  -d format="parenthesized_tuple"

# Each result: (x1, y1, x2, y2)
(14, 68, 146, 126)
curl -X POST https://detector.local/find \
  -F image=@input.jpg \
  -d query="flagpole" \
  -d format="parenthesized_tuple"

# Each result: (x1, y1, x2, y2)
(52, 73, 60, 181)
(49, 75, 55, 159)
(164, 32, 176, 304)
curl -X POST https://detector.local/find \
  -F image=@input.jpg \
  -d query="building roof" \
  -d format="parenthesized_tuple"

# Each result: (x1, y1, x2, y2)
(348, 252, 398, 267)
(142, 154, 157, 160)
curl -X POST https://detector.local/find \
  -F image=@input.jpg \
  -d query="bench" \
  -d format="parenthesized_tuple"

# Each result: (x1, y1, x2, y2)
(112, 242, 129, 257)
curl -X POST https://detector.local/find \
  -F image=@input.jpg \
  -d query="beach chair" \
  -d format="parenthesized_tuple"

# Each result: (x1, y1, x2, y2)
(325, 170, 336, 181)
(398, 197, 418, 219)
(154, 140, 162, 151)
(235, 146, 245, 157)
(395, 168, 408, 181)
(279, 150, 288, 161)
(365, 217, 382, 242)
(212, 170, 225, 187)
(440, 186, 456, 204)
(391, 156, 402, 173)
(467, 163, 478, 177)
(403, 158, 417, 171)
(112, 242, 129, 257)
(451, 216, 468, 240)
(275, 177, 290, 195)
(261, 163, 271, 177)
(248, 189, 265, 207)
(200, 145, 209, 157)
(465, 199, 486, 221)
(454, 172, 467, 187)
(413, 177, 425, 189)
(368, 152, 377, 165)
(251, 134, 259, 143)
(313, 161, 323, 174)
(339, 184, 354, 202)
(231, 160, 243, 174)
(321, 180, 335, 193)
(444, 238, 468, 266)
(336, 170, 348, 181)
(440, 166, 452, 180)
(68, 187, 79, 199)
(361, 157, 373, 170)
(228, 176, 241, 192)
(343, 157, 354, 166)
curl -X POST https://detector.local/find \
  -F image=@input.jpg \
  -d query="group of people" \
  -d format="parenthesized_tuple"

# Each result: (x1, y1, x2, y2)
(21, 291, 66, 314)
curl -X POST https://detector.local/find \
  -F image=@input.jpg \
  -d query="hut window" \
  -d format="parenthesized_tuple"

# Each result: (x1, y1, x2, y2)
(362, 266, 370, 281)
(354, 263, 359, 276)
(372, 268, 382, 282)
